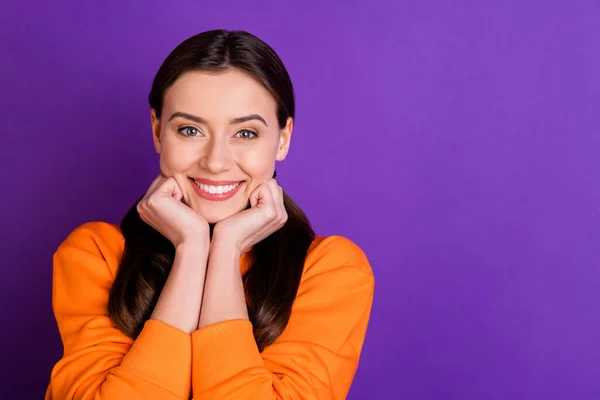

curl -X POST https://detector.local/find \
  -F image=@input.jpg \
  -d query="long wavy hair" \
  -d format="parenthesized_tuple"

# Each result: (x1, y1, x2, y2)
(107, 30, 315, 352)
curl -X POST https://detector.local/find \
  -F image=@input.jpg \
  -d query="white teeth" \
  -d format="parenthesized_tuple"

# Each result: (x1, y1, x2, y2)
(194, 180, 240, 194)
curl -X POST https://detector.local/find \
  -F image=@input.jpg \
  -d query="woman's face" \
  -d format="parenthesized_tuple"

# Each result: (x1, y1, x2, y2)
(151, 68, 293, 223)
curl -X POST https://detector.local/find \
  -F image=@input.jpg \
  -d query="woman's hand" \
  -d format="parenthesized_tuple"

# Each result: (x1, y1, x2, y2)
(212, 178, 287, 255)
(137, 174, 210, 249)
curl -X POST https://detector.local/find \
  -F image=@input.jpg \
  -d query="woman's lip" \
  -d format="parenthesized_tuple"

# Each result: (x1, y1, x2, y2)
(190, 177, 243, 185)
(189, 178, 244, 202)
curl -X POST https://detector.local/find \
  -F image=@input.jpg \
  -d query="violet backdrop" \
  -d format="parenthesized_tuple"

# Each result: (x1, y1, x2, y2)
(1, 1, 599, 399)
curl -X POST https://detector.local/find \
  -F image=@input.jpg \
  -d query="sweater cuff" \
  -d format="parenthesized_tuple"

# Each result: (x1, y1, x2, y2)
(120, 319, 191, 398)
(191, 319, 264, 391)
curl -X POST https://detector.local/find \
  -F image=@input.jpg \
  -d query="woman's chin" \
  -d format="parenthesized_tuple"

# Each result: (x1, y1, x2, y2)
(191, 203, 246, 224)
(204, 215, 229, 224)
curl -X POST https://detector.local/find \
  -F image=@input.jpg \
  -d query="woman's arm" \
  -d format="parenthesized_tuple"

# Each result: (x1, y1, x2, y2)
(139, 173, 211, 334)
(152, 241, 209, 334)
(190, 235, 375, 400)
(46, 222, 199, 400)
(197, 178, 285, 330)
(197, 241, 247, 329)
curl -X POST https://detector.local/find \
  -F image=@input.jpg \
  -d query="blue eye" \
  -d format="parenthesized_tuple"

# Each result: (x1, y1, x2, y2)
(178, 126, 202, 137)
(236, 129, 258, 139)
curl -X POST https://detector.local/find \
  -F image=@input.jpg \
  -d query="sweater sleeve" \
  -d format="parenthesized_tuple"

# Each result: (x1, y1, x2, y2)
(190, 236, 375, 400)
(45, 222, 192, 400)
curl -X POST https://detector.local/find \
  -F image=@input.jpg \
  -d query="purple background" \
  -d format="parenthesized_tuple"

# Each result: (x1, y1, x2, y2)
(1, 1, 599, 399)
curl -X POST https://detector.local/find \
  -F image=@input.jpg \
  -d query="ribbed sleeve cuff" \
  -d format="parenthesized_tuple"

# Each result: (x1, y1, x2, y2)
(120, 319, 191, 398)
(191, 319, 264, 391)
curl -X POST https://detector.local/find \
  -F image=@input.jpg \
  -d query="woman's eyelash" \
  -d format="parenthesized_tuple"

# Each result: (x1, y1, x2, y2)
(178, 126, 201, 136)
(236, 129, 258, 139)
(177, 127, 257, 139)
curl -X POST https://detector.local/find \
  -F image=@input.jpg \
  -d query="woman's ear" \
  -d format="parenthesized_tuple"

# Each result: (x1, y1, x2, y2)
(276, 117, 293, 161)
(151, 109, 162, 154)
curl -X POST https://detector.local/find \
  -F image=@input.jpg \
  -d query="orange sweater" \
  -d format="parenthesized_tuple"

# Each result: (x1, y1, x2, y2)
(46, 222, 374, 400)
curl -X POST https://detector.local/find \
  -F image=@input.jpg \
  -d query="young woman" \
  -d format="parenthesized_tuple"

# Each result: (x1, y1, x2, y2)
(46, 29, 374, 400)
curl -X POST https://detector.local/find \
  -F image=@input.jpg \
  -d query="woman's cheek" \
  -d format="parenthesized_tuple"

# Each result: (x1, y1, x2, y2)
(240, 150, 273, 180)
(160, 145, 196, 174)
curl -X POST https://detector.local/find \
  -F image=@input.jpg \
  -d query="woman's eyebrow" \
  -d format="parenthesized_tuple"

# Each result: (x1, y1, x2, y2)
(168, 112, 207, 124)
(168, 112, 268, 127)
(230, 114, 268, 127)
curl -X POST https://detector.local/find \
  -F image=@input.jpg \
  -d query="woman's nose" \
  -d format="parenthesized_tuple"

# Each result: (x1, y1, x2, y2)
(200, 138, 233, 174)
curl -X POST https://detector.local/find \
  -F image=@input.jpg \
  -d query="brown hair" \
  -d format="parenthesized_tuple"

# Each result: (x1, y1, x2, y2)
(107, 30, 315, 352)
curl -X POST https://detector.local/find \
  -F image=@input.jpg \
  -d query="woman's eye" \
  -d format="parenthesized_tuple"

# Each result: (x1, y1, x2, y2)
(178, 126, 201, 137)
(236, 129, 258, 139)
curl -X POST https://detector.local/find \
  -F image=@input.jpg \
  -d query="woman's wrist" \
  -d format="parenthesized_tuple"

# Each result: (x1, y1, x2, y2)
(175, 239, 210, 265)
(210, 233, 243, 259)
(178, 232, 210, 249)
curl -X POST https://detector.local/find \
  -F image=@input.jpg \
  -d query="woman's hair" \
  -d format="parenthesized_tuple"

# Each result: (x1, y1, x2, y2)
(108, 30, 315, 352)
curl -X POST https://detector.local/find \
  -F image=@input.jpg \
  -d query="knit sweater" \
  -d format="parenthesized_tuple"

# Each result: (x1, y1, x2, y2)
(46, 221, 374, 399)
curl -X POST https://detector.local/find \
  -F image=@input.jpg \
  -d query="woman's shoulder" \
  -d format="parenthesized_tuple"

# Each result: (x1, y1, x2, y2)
(303, 235, 373, 281)
(56, 221, 125, 277)
(60, 221, 124, 249)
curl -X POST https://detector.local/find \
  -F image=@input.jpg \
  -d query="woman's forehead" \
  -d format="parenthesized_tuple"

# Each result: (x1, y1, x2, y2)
(163, 69, 277, 120)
